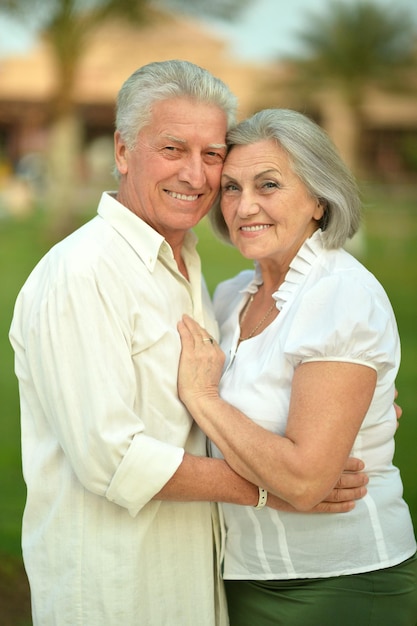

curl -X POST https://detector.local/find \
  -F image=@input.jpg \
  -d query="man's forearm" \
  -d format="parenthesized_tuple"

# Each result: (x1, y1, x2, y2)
(153, 452, 259, 506)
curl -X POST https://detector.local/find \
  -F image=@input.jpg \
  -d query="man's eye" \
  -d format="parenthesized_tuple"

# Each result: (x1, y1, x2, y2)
(206, 151, 225, 162)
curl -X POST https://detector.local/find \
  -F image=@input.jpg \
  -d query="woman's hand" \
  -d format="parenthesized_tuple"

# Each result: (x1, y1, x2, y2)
(177, 314, 226, 409)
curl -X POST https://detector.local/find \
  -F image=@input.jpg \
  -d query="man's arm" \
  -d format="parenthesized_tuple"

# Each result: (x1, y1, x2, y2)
(154, 452, 367, 514)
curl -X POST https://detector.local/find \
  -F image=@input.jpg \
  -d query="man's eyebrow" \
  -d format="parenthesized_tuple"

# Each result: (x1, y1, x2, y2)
(161, 134, 186, 144)
(208, 143, 227, 150)
(161, 135, 226, 150)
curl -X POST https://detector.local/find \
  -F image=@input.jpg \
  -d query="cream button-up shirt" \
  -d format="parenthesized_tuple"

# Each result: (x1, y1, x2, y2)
(10, 192, 227, 625)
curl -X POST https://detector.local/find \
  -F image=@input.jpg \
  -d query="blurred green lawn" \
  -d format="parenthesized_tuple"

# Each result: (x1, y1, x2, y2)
(1, 184, 416, 561)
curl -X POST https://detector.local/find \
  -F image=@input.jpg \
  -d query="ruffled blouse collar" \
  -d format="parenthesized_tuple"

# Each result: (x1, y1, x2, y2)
(239, 230, 325, 311)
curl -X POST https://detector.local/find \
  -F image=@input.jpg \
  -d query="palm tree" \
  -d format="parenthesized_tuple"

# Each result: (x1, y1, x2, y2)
(281, 0, 417, 173)
(0, 0, 250, 237)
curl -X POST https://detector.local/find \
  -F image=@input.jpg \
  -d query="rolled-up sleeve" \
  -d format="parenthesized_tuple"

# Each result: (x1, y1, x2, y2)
(106, 434, 184, 516)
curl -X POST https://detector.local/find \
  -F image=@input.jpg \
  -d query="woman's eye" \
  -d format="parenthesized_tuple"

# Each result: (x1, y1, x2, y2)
(222, 183, 239, 192)
(262, 181, 279, 189)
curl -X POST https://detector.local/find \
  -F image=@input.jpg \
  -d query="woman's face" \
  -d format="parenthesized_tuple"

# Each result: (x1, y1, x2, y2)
(220, 139, 324, 264)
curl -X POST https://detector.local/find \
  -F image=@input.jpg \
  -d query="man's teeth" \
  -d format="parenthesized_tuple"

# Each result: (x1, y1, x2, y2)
(241, 225, 269, 232)
(168, 191, 199, 201)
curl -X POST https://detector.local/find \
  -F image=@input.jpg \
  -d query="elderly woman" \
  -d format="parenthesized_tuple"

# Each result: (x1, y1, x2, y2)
(177, 109, 417, 625)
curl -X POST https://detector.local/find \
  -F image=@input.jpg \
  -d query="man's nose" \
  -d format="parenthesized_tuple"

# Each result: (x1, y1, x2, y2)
(178, 156, 206, 188)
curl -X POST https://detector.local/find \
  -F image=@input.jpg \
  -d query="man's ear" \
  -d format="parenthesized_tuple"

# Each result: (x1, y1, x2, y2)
(114, 130, 128, 175)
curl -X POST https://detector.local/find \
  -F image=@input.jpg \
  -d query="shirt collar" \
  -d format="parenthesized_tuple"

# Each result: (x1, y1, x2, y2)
(97, 191, 198, 273)
(238, 229, 324, 310)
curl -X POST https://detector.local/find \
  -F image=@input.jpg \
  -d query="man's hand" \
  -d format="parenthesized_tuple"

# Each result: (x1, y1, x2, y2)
(394, 388, 402, 430)
(267, 456, 368, 514)
(315, 458, 368, 511)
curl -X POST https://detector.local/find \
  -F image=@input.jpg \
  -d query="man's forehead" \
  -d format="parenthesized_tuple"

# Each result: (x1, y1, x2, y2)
(147, 98, 227, 139)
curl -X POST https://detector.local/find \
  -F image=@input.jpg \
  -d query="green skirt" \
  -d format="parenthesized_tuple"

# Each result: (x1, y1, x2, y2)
(225, 553, 417, 626)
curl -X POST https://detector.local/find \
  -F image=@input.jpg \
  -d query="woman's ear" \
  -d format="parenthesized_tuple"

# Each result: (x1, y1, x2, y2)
(316, 198, 329, 230)
(314, 197, 326, 221)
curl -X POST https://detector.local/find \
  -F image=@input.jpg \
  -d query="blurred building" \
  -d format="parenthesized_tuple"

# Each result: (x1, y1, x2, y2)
(0, 14, 261, 170)
(0, 10, 416, 184)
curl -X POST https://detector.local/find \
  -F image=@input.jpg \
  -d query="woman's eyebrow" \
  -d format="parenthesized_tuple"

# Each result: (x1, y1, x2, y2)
(221, 168, 280, 180)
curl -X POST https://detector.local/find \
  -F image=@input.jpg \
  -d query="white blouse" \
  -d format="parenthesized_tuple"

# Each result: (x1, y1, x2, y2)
(212, 230, 416, 580)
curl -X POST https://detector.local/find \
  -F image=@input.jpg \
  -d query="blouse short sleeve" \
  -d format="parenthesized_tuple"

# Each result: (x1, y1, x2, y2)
(283, 271, 400, 377)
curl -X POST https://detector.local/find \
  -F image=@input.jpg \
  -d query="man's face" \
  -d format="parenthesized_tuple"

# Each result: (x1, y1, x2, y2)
(115, 97, 228, 244)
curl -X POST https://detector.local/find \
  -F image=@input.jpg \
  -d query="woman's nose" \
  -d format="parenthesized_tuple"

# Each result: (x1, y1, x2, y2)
(237, 191, 260, 217)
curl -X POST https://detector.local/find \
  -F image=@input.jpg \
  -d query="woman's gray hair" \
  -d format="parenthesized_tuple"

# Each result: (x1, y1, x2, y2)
(115, 59, 238, 149)
(210, 108, 361, 249)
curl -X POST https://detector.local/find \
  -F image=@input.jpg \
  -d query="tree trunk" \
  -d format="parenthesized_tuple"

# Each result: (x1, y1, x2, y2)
(319, 90, 363, 176)
(43, 113, 84, 241)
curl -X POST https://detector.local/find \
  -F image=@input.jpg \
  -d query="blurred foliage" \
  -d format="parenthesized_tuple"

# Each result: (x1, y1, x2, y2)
(401, 135, 417, 170)
(267, 0, 417, 174)
(289, 0, 417, 103)
(156, 0, 251, 21)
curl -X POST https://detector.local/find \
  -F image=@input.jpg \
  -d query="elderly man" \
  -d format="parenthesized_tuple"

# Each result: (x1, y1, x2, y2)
(10, 60, 366, 625)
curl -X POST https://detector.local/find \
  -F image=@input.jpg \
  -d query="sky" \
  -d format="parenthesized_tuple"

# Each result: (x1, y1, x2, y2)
(204, 0, 337, 61)
(0, 0, 417, 61)
(205, 0, 417, 62)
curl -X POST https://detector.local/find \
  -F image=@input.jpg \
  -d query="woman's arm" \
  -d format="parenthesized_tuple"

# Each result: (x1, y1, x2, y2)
(177, 315, 376, 511)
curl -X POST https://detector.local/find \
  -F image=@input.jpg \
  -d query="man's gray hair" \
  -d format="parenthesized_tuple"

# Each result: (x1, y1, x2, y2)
(210, 108, 361, 249)
(115, 59, 238, 150)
